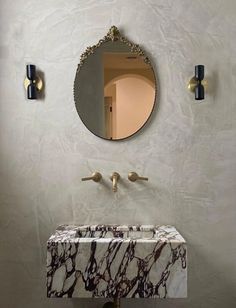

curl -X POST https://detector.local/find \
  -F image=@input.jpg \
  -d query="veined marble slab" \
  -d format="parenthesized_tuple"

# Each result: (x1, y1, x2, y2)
(47, 225, 187, 298)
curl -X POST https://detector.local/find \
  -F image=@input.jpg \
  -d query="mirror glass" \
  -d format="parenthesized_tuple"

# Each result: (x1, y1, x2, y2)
(74, 27, 156, 140)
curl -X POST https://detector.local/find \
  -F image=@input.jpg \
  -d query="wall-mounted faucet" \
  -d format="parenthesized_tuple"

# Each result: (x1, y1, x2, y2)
(110, 172, 120, 192)
(81, 171, 148, 192)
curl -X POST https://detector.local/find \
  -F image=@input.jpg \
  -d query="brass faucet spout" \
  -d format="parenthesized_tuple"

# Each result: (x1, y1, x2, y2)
(110, 172, 120, 192)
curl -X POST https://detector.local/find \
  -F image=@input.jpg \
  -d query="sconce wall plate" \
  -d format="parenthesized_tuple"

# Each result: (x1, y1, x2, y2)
(24, 76, 43, 91)
(188, 77, 207, 92)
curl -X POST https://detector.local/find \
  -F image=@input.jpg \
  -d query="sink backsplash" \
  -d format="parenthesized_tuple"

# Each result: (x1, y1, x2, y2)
(51, 224, 186, 240)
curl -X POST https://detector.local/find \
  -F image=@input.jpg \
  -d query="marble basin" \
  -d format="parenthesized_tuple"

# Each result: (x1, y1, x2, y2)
(47, 224, 187, 298)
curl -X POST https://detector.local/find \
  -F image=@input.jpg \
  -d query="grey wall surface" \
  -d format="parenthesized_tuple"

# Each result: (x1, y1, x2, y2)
(0, 1, 236, 307)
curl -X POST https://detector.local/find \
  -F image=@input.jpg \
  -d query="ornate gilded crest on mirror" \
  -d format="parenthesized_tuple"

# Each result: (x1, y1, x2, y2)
(74, 26, 157, 140)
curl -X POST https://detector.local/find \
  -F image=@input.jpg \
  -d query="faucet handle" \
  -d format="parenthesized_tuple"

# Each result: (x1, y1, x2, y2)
(128, 172, 148, 182)
(81, 172, 102, 182)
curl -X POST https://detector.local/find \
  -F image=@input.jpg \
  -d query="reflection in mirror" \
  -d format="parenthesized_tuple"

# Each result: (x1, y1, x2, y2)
(104, 52, 155, 139)
(74, 26, 156, 140)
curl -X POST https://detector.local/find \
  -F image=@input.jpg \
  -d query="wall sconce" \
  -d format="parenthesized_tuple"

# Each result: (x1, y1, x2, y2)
(24, 64, 43, 99)
(188, 65, 207, 100)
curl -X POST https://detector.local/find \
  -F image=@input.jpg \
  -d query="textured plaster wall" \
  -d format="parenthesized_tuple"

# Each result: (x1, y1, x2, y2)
(0, 0, 236, 307)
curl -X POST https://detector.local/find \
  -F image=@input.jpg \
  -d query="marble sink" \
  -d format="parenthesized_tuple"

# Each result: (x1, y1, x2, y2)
(47, 224, 187, 298)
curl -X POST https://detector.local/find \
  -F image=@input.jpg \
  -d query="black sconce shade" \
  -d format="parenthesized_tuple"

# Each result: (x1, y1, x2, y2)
(195, 65, 204, 81)
(27, 83, 37, 99)
(27, 64, 36, 81)
(195, 83, 204, 100)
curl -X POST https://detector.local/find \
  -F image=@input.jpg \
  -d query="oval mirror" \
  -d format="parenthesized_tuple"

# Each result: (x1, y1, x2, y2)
(74, 26, 157, 140)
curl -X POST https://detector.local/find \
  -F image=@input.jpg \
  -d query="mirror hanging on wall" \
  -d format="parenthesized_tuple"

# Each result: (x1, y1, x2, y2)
(74, 26, 157, 140)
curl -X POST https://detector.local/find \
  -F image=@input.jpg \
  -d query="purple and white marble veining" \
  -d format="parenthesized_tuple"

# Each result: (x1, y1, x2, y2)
(47, 225, 187, 298)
